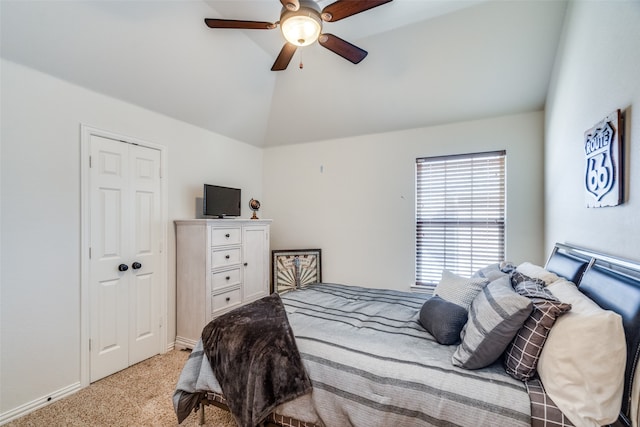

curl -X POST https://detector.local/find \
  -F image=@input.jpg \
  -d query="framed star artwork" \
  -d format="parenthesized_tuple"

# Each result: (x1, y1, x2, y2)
(272, 249, 322, 294)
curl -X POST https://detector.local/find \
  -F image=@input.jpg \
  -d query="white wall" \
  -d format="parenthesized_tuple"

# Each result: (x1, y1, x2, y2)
(263, 111, 545, 290)
(545, 1, 640, 260)
(0, 59, 263, 419)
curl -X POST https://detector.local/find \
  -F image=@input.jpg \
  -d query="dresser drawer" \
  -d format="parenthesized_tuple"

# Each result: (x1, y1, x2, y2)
(211, 268, 241, 291)
(211, 247, 241, 269)
(212, 288, 242, 315)
(211, 227, 241, 246)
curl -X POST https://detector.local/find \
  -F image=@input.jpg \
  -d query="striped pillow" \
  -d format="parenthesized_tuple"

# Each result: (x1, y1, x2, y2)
(452, 276, 533, 369)
(504, 278, 572, 380)
(472, 261, 517, 279)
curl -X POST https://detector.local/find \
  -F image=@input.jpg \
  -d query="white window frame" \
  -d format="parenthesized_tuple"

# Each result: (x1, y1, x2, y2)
(415, 150, 506, 288)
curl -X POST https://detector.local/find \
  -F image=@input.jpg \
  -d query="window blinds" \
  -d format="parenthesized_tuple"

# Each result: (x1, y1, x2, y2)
(416, 151, 506, 286)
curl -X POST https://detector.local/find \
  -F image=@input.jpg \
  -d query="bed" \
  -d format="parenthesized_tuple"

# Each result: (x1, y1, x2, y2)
(173, 243, 640, 427)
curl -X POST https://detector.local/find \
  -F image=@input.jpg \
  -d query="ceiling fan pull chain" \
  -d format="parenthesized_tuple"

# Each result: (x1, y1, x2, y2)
(299, 49, 304, 70)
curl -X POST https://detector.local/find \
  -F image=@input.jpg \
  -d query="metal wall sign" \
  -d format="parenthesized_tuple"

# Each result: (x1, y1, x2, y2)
(584, 110, 623, 208)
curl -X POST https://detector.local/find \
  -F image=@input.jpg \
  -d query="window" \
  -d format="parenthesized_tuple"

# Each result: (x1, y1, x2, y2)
(416, 151, 506, 287)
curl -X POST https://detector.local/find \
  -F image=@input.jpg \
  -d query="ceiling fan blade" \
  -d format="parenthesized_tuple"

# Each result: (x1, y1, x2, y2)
(271, 43, 297, 71)
(320, 0, 393, 22)
(204, 19, 276, 30)
(318, 33, 368, 64)
(280, 0, 300, 11)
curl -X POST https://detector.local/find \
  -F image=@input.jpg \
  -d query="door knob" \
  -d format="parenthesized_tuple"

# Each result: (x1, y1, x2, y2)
(118, 264, 129, 272)
(132, 262, 142, 270)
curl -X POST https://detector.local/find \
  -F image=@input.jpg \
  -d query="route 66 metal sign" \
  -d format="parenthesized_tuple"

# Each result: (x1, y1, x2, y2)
(584, 110, 623, 207)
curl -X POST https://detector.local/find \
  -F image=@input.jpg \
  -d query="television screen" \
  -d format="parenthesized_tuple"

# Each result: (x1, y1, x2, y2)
(203, 184, 241, 218)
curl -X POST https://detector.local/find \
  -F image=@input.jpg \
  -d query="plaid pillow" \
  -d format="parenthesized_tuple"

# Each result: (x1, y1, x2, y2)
(504, 277, 572, 380)
(511, 271, 546, 289)
(525, 378, 575, 427)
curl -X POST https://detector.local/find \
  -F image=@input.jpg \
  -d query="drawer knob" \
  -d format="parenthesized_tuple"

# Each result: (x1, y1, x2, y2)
(244, 262, 248, 267)
(225, 233, 230, 238)
(226, 276, 230, 280)
(225, 254, 230, 259)
(226, 297, 231, 302)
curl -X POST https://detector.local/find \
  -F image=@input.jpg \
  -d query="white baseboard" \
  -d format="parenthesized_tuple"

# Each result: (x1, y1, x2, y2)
(175, 336, 197, 350)
(0, 382, 83, 425)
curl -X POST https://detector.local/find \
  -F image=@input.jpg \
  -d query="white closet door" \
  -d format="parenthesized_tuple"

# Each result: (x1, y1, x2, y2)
(127, 144, 161, 365)
(242, 225, 269, 302)
(89, 135, 161, 382)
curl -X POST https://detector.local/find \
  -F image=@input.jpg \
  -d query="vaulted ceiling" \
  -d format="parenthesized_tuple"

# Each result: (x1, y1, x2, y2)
(0, 0, 568, 147)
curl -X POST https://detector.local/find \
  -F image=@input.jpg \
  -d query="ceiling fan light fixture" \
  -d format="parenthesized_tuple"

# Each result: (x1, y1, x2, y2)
(280, 7, 322, 47)
(205, 0, 395, 71)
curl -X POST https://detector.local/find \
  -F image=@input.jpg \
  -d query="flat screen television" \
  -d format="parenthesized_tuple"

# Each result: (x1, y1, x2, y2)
(203, 184, 241, 218)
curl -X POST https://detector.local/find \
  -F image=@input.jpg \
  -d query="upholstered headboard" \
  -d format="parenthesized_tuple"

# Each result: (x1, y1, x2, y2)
(546, 243, 640, 426)
(544, 245, 590, 284)
(579, 263, 640, 423)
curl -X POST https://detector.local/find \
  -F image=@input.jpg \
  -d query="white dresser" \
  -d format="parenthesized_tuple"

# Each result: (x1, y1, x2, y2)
(174, 219, 272, 349)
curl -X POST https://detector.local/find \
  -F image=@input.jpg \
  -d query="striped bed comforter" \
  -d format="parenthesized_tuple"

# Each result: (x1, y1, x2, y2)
(175, 283, 532, 427)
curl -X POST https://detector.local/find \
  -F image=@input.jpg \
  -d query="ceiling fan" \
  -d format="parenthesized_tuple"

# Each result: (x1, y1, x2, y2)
(204, 0, 393, 71)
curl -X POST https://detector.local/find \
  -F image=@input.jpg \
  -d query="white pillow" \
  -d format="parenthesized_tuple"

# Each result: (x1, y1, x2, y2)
(632, 367, 640, 427)
(537, 278, 626, 427)
(516, 262, 560, 285)
(433, 270, 489, 311)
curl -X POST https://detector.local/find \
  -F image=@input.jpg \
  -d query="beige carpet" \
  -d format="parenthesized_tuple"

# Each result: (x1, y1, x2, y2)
(5, 349, 237, 427)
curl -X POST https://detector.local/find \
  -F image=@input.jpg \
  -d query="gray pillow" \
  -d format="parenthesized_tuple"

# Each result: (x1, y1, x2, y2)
(452, 276, 533, 369)
(419, 296, 468, 345)
(434, 270, 489, 311)
(472, 261, 516, 280)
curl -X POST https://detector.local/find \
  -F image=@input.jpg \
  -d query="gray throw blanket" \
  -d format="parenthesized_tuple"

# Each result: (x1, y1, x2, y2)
(201, 293, 312, 427)
(173, 345, 210, 424)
